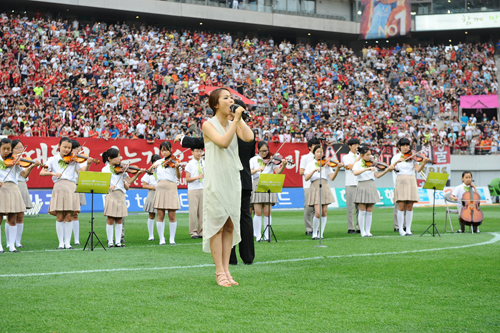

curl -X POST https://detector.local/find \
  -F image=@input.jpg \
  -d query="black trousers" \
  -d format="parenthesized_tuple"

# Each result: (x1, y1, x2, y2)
(230, 189, 255, 265)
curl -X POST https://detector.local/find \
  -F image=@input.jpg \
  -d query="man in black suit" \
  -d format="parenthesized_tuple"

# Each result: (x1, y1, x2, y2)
(175, 99, 255, 265)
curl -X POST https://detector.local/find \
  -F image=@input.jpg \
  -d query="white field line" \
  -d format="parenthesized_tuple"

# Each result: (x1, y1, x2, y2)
(15, 231, 467, 253)
(1, 233, 499, 278)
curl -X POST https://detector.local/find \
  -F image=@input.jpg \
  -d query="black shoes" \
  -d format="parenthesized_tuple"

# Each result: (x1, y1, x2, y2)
(57, 246, 64, 250)
(9, 249, 20, 253)
(348, 230, 356, 234)
(356, 230, 361, 234)
(191, 235, 202, 239)
(305, 231, 313, 236)
(394, 228, 399, 232)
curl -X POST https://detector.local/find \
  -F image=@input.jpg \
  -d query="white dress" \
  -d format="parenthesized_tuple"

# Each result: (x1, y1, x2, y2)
(202, 116, 243, 253)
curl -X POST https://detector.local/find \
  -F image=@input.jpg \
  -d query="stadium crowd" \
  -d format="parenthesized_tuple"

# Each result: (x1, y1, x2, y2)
(0, 11, 499, 155)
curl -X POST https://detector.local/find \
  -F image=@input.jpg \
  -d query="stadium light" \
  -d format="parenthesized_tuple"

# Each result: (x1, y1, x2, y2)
(465, 31, 468, 34)
(200, 22, 203, 25)
(449, 39, 452, 42)
(136, 16, 139, 18)
(308, 33, 311, 36)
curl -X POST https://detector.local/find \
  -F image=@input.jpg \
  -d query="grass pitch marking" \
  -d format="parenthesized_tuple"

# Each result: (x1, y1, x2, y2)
(1, 233, 499, 278)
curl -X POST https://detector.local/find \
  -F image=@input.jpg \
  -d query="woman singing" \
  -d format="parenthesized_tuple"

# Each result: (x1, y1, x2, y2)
(250, 141, 287, 242)
(202, 88, 254, 287)
(304, 145, 342, 240)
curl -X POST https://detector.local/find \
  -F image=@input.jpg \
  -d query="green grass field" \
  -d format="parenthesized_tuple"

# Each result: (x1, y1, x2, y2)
(1, 206, 499, 333)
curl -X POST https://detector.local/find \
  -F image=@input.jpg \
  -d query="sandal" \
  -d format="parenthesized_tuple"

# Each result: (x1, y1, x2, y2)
(216, 272, 231, 287)
(225, 272, 239, 286)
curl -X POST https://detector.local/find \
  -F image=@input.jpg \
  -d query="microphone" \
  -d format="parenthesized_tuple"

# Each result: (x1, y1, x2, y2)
(230, 104, 251, 121)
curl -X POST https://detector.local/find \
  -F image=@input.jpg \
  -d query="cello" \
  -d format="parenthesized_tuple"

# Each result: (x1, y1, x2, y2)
(459, 185, 484, 231)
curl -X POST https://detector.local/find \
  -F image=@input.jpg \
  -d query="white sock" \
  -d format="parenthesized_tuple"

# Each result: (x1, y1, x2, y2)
(253, 215, 262, 240)
(312, 216, 320, 238)
(72, 220, 80, 244)
(64, 221, 73, 248)
(320, 217, 327, 238)
(56, 221, 65, 247)
(16, 223, 24, 247)
(358, 211, 367, 237)
(405, 211, 413, 234)
(157, 221, 165, 244)
(365, 212, 373, 236)
(147, 218, 155, 239)
(169, 222, 177, 244)
(397, 210, 406, 236)
(106, 224, 114, 245)
(0, 227, 3, 252)
(5, 224, 9, 248)
(115, 224, 123, 245)
(7, 225, 17, 251)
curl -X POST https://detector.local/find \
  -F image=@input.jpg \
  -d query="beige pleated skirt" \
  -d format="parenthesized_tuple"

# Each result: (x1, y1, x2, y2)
(48, 180, 80, 216)
(354, 180, 380, 204)
(0, 181, 26, 214)
(308, 179, 335, 206)
(17, 180, 33, 209)
(394, 175, 419, 203)
(143, 189, 157, 213)
(79, 192, 87, 206)
(250, 178, 278, 205)
(104, 190, 128, 218)
(153, 180, 180, 210)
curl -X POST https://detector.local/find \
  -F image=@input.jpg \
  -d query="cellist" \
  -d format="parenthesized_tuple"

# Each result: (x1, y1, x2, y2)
(450, 171, 481, 233)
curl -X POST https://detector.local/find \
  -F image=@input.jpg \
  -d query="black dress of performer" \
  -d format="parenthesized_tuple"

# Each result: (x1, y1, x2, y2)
(181, 135, 255, 265)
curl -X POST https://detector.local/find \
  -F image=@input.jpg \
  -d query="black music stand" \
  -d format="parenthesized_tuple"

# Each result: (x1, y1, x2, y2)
(77, 171, 111, 251)
(256, 174, 285, 243)
(421, 172, 449, 238)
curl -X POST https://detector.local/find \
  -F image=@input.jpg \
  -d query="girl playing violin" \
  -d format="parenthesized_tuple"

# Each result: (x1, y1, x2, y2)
(250, 141, 287, 242)
(304, 145, 342, 240)
(0, 138, 41, 253)
(40, 137, 95, 249)
(141, 154, 161, 241)
(7, 139, 41, 250)
(390, 138, 429, 236)
(152, 141, 182, 245)
(353, 146, 394, 237)
(450, 171, 480, 233)
(101, 148, 146, 247)
(71, 140, 86, 246)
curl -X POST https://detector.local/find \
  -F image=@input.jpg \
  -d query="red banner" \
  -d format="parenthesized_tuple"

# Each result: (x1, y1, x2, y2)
(11, 138, 450, 188)
(359, 0, 411, 40)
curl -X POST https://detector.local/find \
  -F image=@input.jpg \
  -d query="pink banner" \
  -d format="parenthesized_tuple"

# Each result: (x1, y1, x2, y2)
(460, 95, 499, 109)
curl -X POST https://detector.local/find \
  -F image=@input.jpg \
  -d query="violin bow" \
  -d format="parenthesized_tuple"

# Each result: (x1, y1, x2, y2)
(2, 145, 28, 183)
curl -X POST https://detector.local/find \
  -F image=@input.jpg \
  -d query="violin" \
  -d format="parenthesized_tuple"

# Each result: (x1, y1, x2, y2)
(459, 184, 484, 226)
(114, 164, 152, 175)
(4, 154, 47, 169)
(319, 157, 342, 168)
(402, 150, 435, 164)
(263, 153, 295, 167)
(162, 156, 183, 170)
(262, 151, 281, 165)
(63, 153, 100, 165)
(364, 158, 390, 171)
